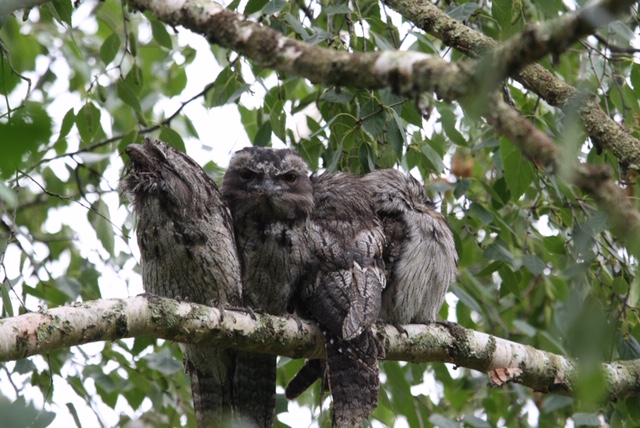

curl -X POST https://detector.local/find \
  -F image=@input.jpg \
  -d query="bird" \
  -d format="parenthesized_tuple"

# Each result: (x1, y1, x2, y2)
(360, 168, 458, 325)
(121, 138, 243, 427)
(285, 168, 458, 423)
(221, 147, 316, 427)
(296, 171, 387, 427)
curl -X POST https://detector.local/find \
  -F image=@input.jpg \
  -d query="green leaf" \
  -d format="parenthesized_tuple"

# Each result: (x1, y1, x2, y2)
(51, 0, 73, 26)
(420, 142, 445, 173)
(450, 283, 484, 314)
(371, 32, 395, 51)
(325, 4, 353, 14)
(100, 33, 120, 65)
(1, 279, 13, 317)
(469, 202, 493, 225)
(321, 88, 354, 104)
(0, 104, 52, 177)
(543, 235, 565, 255)
(608, 21, 635, 43)
(305, 29, 333, 45)
(124, 65, 144, 96)
(513, 320, 536, 337)
(491, 0, 524, 39)
(500, 139, 534, 200)
(0, 181, 17, 208)
(0, 396, 56, 428)
(55, 276, 82, 300)
(58, 108, 76, 140)
(439, 108, 466, 146)
(523, 254, 546, 276)
(618, 334, 640, 360)
(262, 0, 287, 15)
(387, 111, 406, 158)
(76, 102, 102, 143)
(510, 0, 523, 25)
(573, 212, 608, 256)
(116, 79, 142, 113)
(360, 98, 386, 138)
(159, 127, 186, 152)
(571, 413, 602, 426)
(612, 277, 629, 295)
(499, 265, 520, 296)
(283, 13, 309, 38)
(400, 101, 422, 127)
(447, 3, 478, 22)
(65, 403, 82, 428)
(151, 21, 173, 50)
(254, 121, 273, 147)
(208, 67, 249, 107)
(88, 199, 115, 257)
(429, 414, 459, 428)
(541, 395, 574, 413)
(244, 0, 269, 14)
(143, 348, 183, 375)
(483, 242, 514, 264)
(14, 359, 37, 374)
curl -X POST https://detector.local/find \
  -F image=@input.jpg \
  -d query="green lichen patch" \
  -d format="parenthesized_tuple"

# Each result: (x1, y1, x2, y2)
(148, 296, 181, 329)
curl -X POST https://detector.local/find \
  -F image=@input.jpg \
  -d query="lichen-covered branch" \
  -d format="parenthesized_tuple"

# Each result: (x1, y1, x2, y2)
(1, 294, 639, 400)
(473, 0, 635, 98)
(127, 0, 627, 103)
(485, 0, 634, 81)
(485, 93, 640, 242)
(128, 0, 468, 99)
(0, 294, 324, 362)
(381, 0, 640, 170)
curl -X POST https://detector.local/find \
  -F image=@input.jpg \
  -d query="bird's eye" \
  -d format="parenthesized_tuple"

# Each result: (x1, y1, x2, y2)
(240, 170, 256, 180)
(282, 173, 297, 183)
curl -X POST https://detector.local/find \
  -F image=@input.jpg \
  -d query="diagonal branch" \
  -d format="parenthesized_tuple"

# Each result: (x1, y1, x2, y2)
(130, 0, 471, 99)
(480, 0, 635, 84)
(381, 0, 640, 169)
(0, 294, 639, 401)
(485, 93, 640, 245)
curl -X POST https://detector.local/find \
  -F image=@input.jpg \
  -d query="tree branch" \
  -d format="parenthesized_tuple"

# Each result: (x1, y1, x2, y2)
(130, 0, 474, 99)
(485, 93, 640, 248)
(381, 0, 640, 170)
(1, 294, 639, 401)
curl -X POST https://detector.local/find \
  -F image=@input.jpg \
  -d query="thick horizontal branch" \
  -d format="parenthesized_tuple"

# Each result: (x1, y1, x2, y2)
(128, 0, 476, 100)
(1, 295, 639, 400)
(381, 0, 640, 170)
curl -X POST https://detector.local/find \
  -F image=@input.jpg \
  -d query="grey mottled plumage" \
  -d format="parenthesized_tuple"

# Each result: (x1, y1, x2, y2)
(286, 169, 458, 420)
(360, 169, 457, 324)
(122, 139, 242, 427)
(221, 147, 315, 427)
(292, 172, 386, 427)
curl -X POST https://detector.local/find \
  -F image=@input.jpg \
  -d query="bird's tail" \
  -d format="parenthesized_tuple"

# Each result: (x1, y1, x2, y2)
(185, 344, 236, 427)
(326, 329, 383, 428)
(233, 351, 277, 427)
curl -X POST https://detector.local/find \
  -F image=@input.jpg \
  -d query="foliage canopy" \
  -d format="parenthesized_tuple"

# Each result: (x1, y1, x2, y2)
(1, 0, 640, 426)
